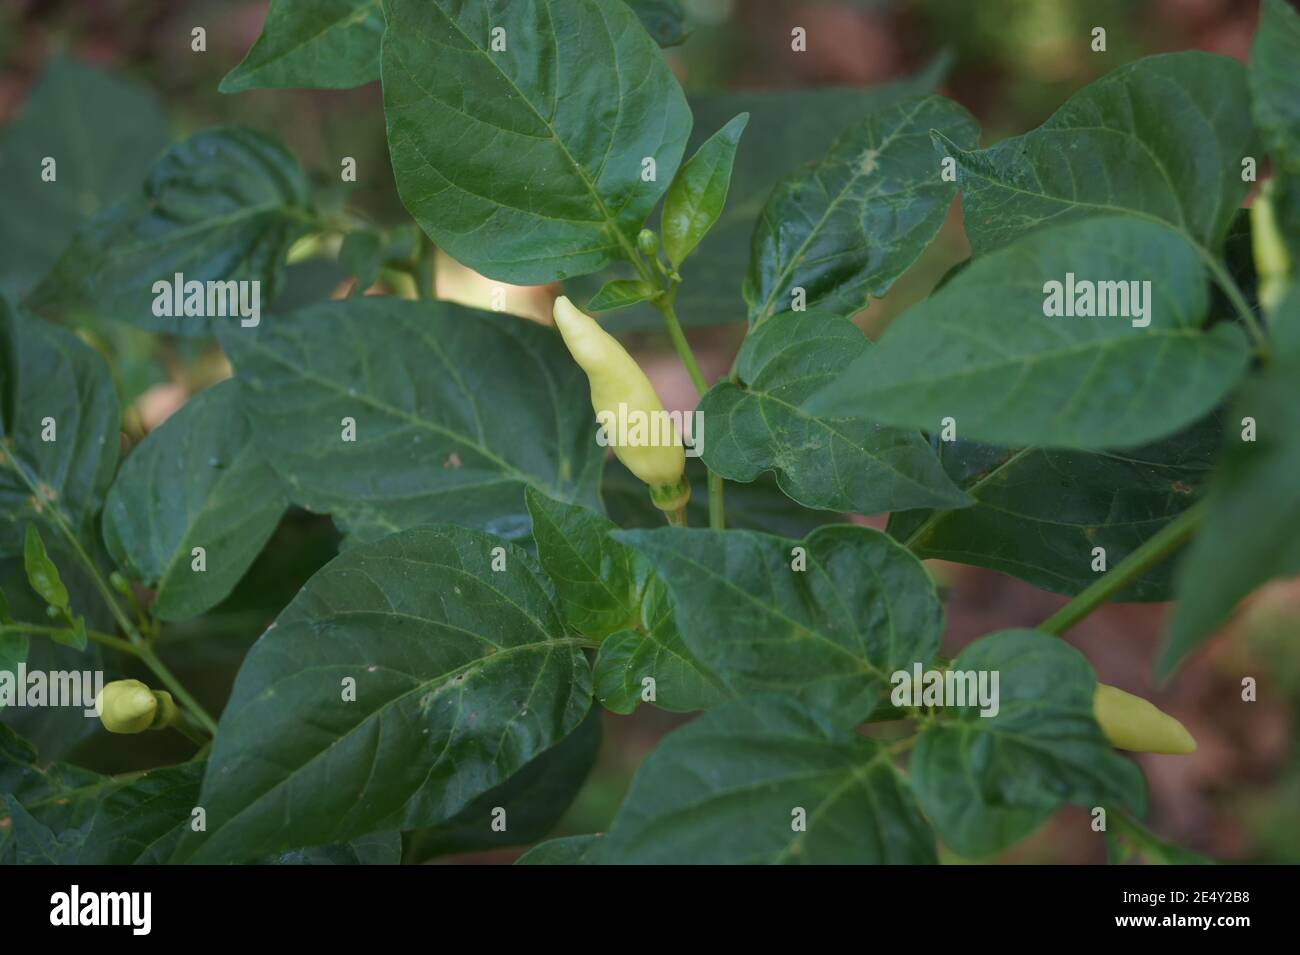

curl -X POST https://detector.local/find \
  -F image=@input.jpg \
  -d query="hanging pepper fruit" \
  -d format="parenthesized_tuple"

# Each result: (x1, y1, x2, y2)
(95, 679, 178, 734)
(553, 296, 690, 515)
(1094, 683, 1196, 755)
(1251, 178, 1291, 315)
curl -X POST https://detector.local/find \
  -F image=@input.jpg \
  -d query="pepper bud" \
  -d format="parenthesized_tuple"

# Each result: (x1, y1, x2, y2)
(1093, 683, 1196, 755)
(637, 228, 660, 257)
(96, 679, 158, 734)
(552, 296, 688, 512)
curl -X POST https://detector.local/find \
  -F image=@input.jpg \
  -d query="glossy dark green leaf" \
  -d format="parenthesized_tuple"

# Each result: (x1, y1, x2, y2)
(808, 216, 1249, 450)
(593, 576, 729, 714)
(515, 833, 602, 864)
(525, 489, 646, 640)
(102, 379, 288, 621)
(613, 525, 942, 723)
(941, 52, 1256, 257)
(624, 0, 687, 46)
(662, 113, 749, 269)
(888, 411, 1223, 601)
(0, 301, 120, 557)
(0, 55, 168, 298)
(911, 630, 1146, 858)
(1161, 342, 1300, 677)
(33, 128, 313, 336)
(412, 706, 601, 859)
(586, 279, 655, 313)
(222, 298, 603, 544)
(699, 309, 969, 516)
(220, 0, 385, 93)
(173, 524, 593, 863)
(568, 60, 952, 329)
(601, 458, 838, 538)
(381, 0, 691, 285)
(596, 695, 936, 863)
(1251, 0, 1300, 172)
(746, 94, 977, 325)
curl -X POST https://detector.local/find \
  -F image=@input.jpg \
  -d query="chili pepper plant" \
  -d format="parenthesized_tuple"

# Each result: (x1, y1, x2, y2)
(1, 0, 1298, 865)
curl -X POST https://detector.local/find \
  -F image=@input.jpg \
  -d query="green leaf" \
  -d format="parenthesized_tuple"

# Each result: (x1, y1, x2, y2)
(613, 525, 942, 723)
(807, 215, 1249, 450)
(1251, 0, 1300, 172)
(338, 229, 385, 292)
(222, 297, 604, 544)
(33, 127, 313, 336)
(102, 379, 288, 621)
(662, 113, 749, 269)
(595, 695, 936, 863)
(0, 301, 121, 557)
(593, 576, 729, 714)
(911, 630, 1146, 858)
(51, 617, 87, 652)
(941, 52, 1256, 257)
(698, 309, 969, 515)
(888, 411, 1224, 601)
(0, 55, 168, 298)
(22, 525, 68, 612)
(381, 0, 691, 285)
(263, 832, 402, 865)
(746, 94, 978, 325)
(602, 458, 838, 538)
(515, 833, 602, 864)
(411, 706, 601, 859)
(173, 524, 593, 863)
(220, 0, 385, 93)
(567, 60, 953, 329)
(624, 0, 687, 47)
(0, 723, 99, 804)
(525, 489, 646, 640)
(1161, 358, 1300, 676)
(586, 279, 655, 313)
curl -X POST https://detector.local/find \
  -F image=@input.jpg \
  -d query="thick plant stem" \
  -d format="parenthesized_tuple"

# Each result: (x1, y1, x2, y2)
(1039, 500, 1208, 636)
(0, 623, 135, 655)
(415, 232, 435, 299)
(650, 294, 726, 530)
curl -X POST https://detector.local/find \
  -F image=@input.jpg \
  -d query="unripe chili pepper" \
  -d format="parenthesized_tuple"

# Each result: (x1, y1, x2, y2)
(1093, 683, 1196, 755)
(1252, 179, 1291, 315)
(552, 296, 689, 513)
(95, 680, 179, 734)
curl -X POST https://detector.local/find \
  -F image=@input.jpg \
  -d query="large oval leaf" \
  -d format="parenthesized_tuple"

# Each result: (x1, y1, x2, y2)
(887, 410, 1223, 601)
(0, 300, 120, 556)
(222, 298, 604, 544)
(102, 379, 288, 621)
(940, 52, 1256, 257)
(596, 695, 936, 864)
(173, 524, 593, 863)
(381, 0, 691, 284)
(613, 524, 943, 723)
(220, 0, 385, 93)
(745, 94, 978, 325)
(1251, 0, 1300, 172)
(911, 630, 1146, 858)
(33, 127, 313, 336)
(699, 309, 969, 515)
(807, 216, 1249, 450)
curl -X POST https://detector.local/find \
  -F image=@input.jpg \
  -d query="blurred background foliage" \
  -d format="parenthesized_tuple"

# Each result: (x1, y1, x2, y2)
(1, 0, 1295, 863)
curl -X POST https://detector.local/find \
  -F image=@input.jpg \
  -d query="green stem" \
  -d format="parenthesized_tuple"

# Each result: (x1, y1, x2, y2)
(135, 644, 218, 737)
(648, 292, 726, 529)
(0, 623, 135, 655)
(2, 454, 219, 735)
(1039, 500, 1207, 636)
(415, 231, 435, 299)
(1202, 250, 1269, 357)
